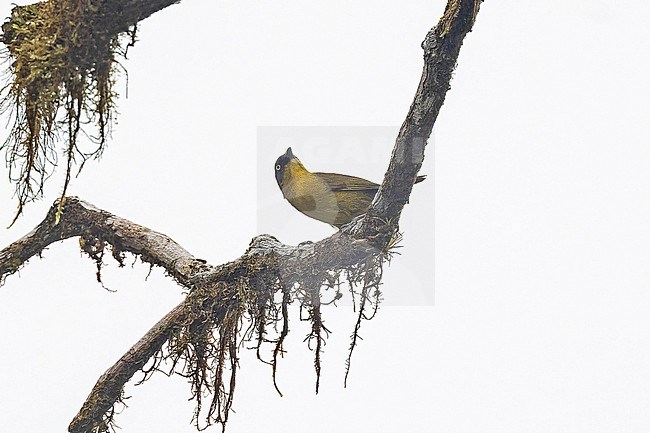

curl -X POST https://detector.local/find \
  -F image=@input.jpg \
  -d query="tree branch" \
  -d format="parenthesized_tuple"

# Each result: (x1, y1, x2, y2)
(357, 0, 482, 240)
(69, 301, 189, 433)
(0, 198, 207, 286)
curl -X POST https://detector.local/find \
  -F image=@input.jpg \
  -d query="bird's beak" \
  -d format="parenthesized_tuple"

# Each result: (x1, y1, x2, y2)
(285, 147, 294, 159)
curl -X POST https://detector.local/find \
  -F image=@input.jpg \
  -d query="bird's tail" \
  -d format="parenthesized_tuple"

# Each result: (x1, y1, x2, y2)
(415, 175, 426, 184)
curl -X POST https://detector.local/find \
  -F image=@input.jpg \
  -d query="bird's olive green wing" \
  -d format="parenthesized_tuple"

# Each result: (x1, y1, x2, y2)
(313, 172, 379, 192)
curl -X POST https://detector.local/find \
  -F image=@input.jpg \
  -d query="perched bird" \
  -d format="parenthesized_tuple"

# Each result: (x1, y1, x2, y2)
(274, 147, 425, 227)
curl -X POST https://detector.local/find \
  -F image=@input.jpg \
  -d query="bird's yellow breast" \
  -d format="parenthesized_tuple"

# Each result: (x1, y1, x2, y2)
(281, 160, 350, 226)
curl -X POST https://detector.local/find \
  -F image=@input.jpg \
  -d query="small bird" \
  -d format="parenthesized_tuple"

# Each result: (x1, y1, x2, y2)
(274, 147, 425, 228)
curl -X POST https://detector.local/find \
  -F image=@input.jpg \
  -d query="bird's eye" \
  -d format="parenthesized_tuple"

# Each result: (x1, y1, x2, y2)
(275, 164, 281, 171)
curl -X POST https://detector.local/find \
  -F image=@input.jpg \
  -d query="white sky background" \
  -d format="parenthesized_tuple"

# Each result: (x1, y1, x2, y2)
(1, 0, 650, 432)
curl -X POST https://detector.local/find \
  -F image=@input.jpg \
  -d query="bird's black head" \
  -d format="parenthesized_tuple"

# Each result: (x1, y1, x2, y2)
(274, 147, 295, 187)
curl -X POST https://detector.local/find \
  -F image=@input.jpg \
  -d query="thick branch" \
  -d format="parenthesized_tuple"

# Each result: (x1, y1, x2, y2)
(0, 197, 207, 285)
(69, 301, 189, 433)
(357, 0, 482, 239)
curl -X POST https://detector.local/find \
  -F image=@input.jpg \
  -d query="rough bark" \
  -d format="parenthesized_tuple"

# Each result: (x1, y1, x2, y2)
(0, 0, 483, 431)
(0, 198, 205, 285)
(357, 0, 481, 241)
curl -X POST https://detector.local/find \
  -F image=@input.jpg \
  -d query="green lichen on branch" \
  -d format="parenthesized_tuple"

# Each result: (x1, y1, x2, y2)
(0, 0, 136, 225)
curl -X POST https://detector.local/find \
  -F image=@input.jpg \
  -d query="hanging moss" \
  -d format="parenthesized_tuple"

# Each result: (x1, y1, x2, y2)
(0, 0, 137, 225)
(105, 237, 398, 433)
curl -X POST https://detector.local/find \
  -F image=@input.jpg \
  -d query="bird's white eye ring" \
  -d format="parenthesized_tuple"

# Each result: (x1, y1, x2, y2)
(275, 164, 281, 171)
